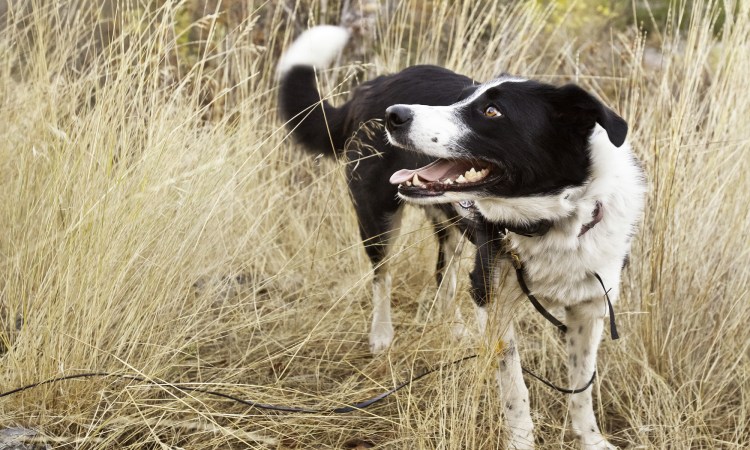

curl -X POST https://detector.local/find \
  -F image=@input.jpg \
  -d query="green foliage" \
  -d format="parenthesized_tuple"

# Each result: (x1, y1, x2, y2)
(539, 0, 629, 32)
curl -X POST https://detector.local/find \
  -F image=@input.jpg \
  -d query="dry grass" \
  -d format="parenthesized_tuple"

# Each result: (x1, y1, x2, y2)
(1, 0, 748, 448)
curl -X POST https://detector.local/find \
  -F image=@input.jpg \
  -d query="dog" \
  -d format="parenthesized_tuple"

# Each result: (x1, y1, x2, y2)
(278, 26, 504, 355)
(279, 26, 646, 449)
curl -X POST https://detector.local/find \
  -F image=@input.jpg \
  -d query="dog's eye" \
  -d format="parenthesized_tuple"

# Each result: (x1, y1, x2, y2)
(484, 105, 502, 118)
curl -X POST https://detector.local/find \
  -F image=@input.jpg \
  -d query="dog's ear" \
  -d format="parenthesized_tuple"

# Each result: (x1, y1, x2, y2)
(555, 84, 628, 147)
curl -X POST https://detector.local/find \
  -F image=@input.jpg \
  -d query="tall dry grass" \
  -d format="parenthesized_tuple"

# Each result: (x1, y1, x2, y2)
(0, 0, 748, 448)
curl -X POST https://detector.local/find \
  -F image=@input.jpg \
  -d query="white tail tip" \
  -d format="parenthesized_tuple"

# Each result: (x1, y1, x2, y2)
(277, 26, 350, 77)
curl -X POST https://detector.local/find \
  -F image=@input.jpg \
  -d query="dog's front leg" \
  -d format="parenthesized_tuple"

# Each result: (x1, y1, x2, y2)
(478, 307, 535, 450)
(565, 302, 615, 450)
(369, 269, 394, 354)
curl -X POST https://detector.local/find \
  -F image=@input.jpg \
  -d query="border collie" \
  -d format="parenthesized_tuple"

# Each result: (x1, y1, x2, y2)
(278, 26, 504, 355)
(279, 26, 646, 450)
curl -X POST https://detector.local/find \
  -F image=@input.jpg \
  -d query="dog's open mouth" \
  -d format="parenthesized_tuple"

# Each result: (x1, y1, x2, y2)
(389, 159, 501, 197)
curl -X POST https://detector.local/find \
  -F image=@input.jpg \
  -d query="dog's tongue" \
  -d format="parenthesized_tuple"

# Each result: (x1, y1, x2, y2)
(389, 160, 471, 185)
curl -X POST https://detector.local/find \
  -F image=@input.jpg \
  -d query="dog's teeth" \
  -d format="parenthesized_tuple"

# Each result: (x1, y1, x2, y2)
(412, 173, 423, 186)
(444, 178, 453, 185)
(406, 181, 412, 186)
(465, 168, 481, 181)
(456, 175, 467, 184)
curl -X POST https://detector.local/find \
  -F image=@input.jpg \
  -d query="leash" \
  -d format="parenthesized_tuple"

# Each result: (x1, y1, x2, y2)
(0, 356, 476, 414)
(511, 251, 568, 334)
(510, 250, 619, 341)
(595, 272, 619, 340)
(495, 198, 619, 341)
(491, 200, 618, 395)
(0, 348, 599, 411)
(505, 253, 613, 395)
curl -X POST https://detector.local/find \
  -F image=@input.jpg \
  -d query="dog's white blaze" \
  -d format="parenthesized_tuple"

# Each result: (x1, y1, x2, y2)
(276, 26, 350, 77)
(457, 75, 527, 106)
(387, 104, 467, 158)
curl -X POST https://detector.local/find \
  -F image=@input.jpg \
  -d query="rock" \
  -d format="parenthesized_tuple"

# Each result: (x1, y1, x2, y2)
(0, 428, 49, 450)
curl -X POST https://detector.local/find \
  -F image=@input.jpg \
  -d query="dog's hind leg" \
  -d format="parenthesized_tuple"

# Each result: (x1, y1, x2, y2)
(565, 300, 616, 450)
(432, 218, 468, 337)
(359, 206, 403, 354)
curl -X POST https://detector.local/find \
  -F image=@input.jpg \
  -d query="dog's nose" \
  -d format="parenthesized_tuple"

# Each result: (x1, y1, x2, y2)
(385, 105, 413, 130)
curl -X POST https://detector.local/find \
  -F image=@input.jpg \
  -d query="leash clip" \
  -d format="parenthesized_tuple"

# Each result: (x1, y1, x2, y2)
(510, 251, 522, 270)
(458, 200, 475, 210)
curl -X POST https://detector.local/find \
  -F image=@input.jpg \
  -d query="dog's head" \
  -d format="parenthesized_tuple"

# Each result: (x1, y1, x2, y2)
(386, 76, 627, 224)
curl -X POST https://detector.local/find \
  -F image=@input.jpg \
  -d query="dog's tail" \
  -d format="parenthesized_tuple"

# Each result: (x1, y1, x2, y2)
(277, 26, 351, 157)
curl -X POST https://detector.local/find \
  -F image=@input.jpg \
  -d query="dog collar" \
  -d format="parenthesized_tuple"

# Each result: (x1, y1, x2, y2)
(497, 201, 603, 239)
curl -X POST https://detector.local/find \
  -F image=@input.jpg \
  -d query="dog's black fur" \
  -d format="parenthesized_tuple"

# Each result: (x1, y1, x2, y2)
(279, 65, 501, 308)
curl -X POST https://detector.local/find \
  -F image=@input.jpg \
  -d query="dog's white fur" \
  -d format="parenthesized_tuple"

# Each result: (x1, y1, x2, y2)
(277, 26, 350, 77)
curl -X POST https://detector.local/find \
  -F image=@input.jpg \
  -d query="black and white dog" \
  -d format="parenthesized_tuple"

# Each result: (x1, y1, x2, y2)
(279, 26, 645, 450)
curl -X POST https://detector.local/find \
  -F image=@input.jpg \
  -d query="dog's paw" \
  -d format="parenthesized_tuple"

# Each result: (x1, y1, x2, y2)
(451, 322, 471, 339)
(369, 322, 394, 354)
(507, 433, 535, 450)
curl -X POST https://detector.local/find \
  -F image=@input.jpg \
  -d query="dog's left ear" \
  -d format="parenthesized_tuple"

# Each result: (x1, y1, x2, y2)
(555, 84, 628, 147)
(457, 82, 479, 101)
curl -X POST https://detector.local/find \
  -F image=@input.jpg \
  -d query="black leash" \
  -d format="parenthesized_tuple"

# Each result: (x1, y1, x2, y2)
(511, 252, 568, 334)
(509, 251, 619, 341)
(0, 356, 476, 414)
(594, 272, 619, 340)
(523, 367, 595, 394)
(0, 350, 599, 411)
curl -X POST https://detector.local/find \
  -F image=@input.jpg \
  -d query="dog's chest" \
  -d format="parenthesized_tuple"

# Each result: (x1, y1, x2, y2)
(504, 221, 627, 306)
